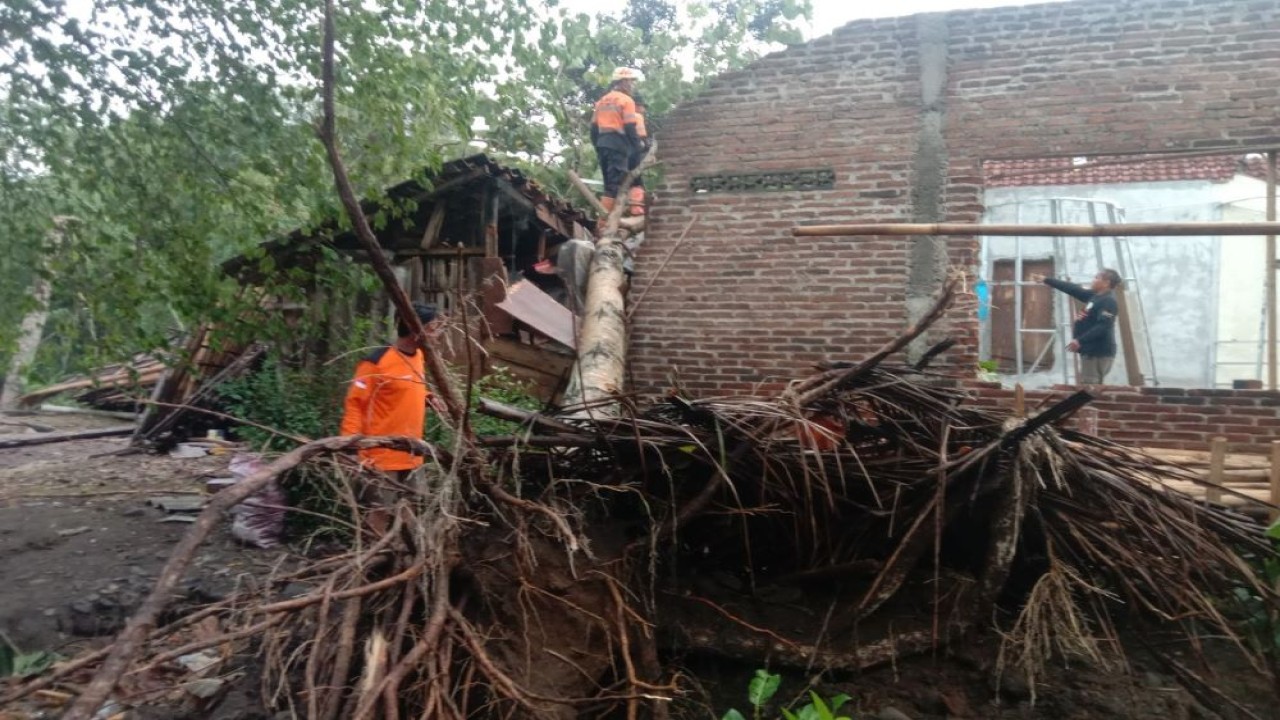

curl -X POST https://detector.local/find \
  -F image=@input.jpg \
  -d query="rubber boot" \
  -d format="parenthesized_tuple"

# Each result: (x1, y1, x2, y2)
(627, 186, 646, 216)
(597, 196, 616, 234)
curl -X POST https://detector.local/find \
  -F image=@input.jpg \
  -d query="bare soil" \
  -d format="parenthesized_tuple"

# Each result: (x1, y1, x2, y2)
(0, 412, 282, 718)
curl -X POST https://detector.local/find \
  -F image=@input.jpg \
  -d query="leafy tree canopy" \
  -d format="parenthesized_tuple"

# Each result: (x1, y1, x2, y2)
(0, 0, 810, 382)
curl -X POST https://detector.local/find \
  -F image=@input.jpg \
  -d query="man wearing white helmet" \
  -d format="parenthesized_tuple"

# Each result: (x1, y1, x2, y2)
(590, 67, 644, 227)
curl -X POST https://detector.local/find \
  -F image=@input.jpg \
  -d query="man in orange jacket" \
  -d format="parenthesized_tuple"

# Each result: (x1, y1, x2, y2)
(340, 302, 436, 529)
(591, 67, 644, 223)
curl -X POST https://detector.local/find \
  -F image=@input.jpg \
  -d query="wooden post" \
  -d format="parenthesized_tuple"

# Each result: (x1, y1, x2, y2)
(1271, 440, 1280, 522)
(1266, 151, 1277, 390)
(1206, 436, 1227, 504)
(1013, 383, 1026, 418)
(1114, 285, 1144, 386)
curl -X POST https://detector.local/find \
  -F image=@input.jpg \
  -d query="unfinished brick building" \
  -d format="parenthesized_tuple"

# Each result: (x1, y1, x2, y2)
(631, 0, 1280, 452)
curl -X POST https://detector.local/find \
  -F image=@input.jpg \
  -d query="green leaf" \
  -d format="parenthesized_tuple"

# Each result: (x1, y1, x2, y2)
(795, 705, 820, 720)
(0, 636, 59, 678)
(805, 691, 838, 720)
(1266, 520, 1280, 540)
(748, 669, 781, 707)
(721, 711, 748, 720)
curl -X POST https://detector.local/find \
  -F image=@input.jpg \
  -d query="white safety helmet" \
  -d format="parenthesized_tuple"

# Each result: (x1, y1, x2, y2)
(610, 67, 645, 83)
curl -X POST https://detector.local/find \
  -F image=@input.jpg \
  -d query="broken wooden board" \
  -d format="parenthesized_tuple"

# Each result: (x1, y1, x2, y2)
(495, 280, 577, 349)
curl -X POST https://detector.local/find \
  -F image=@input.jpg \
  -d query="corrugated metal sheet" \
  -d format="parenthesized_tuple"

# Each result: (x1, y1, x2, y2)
(495, 280, 577, 349)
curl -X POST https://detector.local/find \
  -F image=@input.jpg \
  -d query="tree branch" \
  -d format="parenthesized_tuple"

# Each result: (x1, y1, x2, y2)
(317, 0, 466, 429)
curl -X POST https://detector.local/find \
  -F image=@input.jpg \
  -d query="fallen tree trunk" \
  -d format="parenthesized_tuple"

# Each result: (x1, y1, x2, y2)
(0, 424, 135, 449)
(560, 237, 628, 413)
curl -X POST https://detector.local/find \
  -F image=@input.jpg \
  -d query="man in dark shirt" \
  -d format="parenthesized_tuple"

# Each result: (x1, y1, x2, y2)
(1035, 269, 1122, 385)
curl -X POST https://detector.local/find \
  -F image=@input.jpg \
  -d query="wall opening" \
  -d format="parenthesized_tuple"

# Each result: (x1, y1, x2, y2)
(978, 151, 1274, 389)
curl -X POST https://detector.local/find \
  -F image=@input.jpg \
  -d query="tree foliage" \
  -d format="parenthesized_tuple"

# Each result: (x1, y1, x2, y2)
(0, 0, 810, 383)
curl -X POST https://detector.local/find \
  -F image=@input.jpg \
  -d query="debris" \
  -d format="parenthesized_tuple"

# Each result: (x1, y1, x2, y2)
(145, 496, 206, 514)
(168, 443, 209, 459)
(876, 709, 914, 720)
(176, 650, 221, 674)
(55, 526, 92, 538)
(494, 279, 577, 349)
(205, 478, 237, 494)
(0, 425, 135, 450)
(226, 454, 285, 549)
(182, 677, 225, 699)
(37, 404, 140, 421)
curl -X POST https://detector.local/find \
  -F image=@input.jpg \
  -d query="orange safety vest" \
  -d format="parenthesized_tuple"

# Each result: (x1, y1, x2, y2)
(339, 346, 429, 471)
(593, 90, 638, 135)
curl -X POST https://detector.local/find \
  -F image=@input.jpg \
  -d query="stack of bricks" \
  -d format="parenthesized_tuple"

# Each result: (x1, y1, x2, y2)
(966, 383, 1280, 455)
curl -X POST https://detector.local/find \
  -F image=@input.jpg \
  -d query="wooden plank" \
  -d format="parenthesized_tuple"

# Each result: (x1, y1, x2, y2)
(1139, 447, 1272, 469)
(0, 425, 135, 449)
(1114, 285, 1144, 386)
(484, 337, 573, 376)
(1206, 437, 1227, 503)
(792, 222, 1280, 238)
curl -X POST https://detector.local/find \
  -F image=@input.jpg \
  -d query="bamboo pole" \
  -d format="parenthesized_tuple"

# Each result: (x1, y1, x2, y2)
(1207, 437, 1227, 504)
(1267, 151, 1277, 391)
(1271, 440, 1280, 522)
(792, 222, 1280, 238)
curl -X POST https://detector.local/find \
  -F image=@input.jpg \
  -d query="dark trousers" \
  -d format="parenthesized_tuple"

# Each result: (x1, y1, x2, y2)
(628, 148, 646, 189)
(595, 145, 630, 199)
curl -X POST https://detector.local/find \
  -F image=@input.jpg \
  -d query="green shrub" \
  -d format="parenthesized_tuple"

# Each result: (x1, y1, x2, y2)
(425, 366, 542, 446)
(219, 355, 349, 451)
(722, 669, 854, 720)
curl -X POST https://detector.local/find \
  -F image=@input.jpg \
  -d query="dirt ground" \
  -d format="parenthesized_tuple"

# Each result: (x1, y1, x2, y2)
(0, 412, 284, 719)
(0, 412, 1275, 719)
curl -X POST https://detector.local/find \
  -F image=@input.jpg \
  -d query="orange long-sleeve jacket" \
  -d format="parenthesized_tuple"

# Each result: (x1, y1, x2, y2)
(339, 346, 429, 471)
(591, 89, 639, 151)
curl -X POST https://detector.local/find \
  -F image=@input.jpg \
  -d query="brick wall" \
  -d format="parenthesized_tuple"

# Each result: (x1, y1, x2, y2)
(631, 0, 1280, 402)
(967, 384, 1280, 455)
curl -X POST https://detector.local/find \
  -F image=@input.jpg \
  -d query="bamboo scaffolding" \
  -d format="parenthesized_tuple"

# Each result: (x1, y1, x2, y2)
(1266, 151, 1277, 390)
(792, 221, 1280, 237)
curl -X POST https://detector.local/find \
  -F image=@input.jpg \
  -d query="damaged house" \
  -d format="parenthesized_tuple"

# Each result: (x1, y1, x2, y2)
(21, 155, 594, 435)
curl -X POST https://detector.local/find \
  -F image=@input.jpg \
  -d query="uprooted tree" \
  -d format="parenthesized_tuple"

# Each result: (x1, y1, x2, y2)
(12, 270, 1280, 718)
(7, 7, 1280, 720)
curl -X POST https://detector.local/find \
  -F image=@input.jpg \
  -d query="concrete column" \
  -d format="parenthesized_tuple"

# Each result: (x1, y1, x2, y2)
(906, 13, 951, 361)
